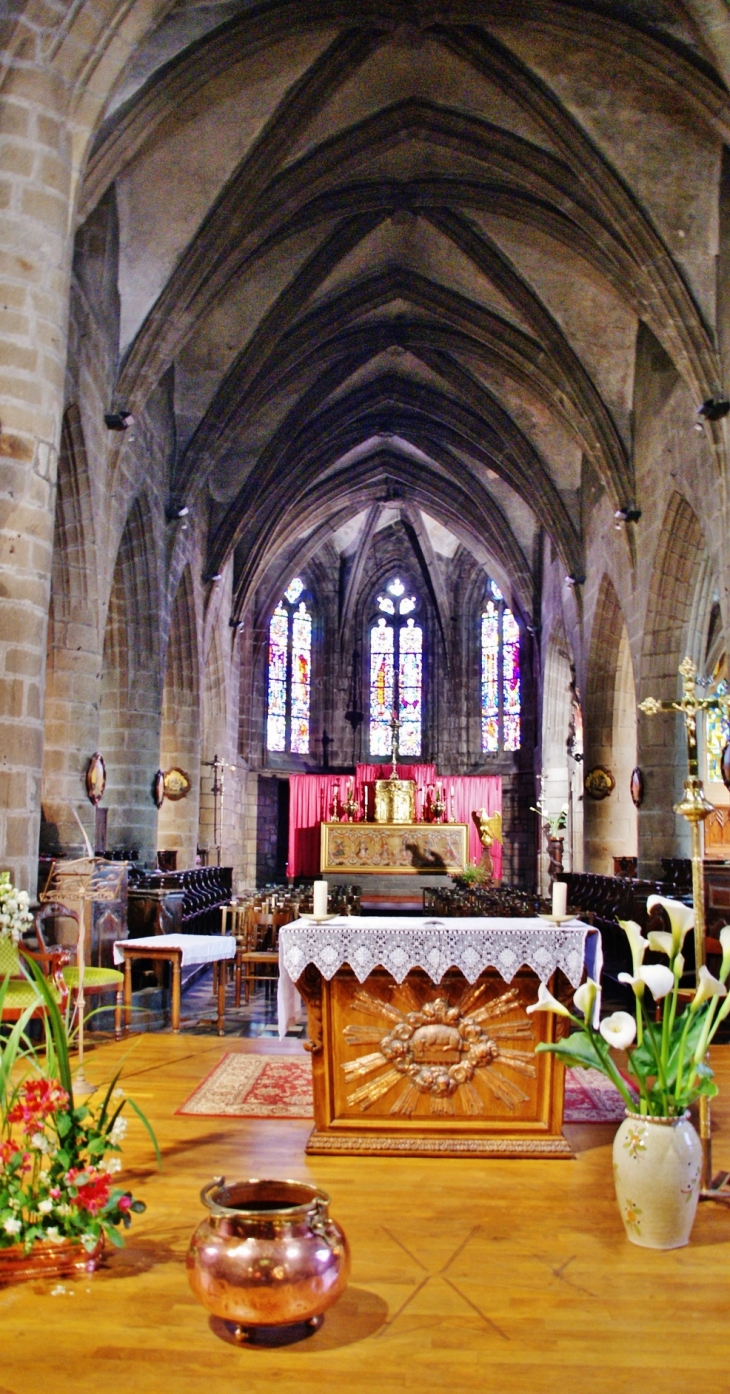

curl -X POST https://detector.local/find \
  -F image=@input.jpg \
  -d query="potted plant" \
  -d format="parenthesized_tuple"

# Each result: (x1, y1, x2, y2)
(528, 895, 730, 1249)
(0, 949, 158, 1283)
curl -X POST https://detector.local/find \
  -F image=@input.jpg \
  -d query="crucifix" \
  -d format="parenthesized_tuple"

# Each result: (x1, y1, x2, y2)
(389, 706, 400, 777)
(639, 655, 730, 1195)
(201, 753, 230, 867)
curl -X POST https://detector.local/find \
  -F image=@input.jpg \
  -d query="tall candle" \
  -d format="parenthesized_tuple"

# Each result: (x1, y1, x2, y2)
(552, 881, 567, 919)
(313, 880, 328, 918)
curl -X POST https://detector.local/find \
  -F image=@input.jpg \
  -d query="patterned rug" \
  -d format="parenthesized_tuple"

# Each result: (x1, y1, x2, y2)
(177, 1054, 626, 1123)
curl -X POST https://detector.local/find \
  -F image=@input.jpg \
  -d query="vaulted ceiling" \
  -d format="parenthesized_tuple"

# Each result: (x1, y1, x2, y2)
(83, 0, 730, 620)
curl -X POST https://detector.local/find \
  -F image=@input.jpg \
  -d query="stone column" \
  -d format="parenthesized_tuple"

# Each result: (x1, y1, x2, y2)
(0, 65, 74, 889)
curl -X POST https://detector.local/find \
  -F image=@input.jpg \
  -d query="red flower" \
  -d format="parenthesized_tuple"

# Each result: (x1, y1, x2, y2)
(117, 1195, 132, 1212)
(7, 1078, 69, 1133)
(72, 1173, 112, 1216)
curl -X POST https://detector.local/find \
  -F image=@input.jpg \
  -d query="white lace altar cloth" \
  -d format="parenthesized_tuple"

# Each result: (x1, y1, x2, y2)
(277, 915, 595, 1039)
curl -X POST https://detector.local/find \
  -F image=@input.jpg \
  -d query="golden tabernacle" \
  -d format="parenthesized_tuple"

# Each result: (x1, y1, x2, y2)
(320, 821, 468, 874)
(374, 775, 416, 823)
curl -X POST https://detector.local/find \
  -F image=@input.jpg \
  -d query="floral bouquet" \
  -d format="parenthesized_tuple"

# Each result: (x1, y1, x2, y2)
(528, 895, 730, 1117)
(0, 959, 158, 1256)
(0, 872, 33, 946)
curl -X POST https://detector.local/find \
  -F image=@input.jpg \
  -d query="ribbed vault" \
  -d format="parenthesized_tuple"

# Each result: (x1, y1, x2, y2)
(71, 0, 730, 638)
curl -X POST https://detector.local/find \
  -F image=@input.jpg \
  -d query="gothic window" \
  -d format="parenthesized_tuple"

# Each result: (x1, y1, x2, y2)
(481, 580, 521, 753)
(369, 577, 423, 757)
(706, 678, 729, 783)
(266, 577, 312, 754)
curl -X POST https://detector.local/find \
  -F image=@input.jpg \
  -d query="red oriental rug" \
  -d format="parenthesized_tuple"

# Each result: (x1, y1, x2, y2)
(177, 1054, 625, 1123)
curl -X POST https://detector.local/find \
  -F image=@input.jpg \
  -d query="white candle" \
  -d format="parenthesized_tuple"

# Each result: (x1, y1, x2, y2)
(313, 880, 328, 918)
(552, 881, 567, 919)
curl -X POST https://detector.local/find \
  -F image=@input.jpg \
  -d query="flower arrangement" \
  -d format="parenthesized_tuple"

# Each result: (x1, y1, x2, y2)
(528, 895, 730, 1117)
(530, 800, 568, 839)
(0, 959, 158, 1256)
(0, 872, 33, 946)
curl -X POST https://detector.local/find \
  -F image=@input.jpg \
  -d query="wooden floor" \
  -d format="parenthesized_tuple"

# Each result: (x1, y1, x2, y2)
(4, 1031, 730, 1394)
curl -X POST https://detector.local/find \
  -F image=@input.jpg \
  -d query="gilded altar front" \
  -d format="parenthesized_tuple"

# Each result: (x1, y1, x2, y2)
(320, 821, 468, 875)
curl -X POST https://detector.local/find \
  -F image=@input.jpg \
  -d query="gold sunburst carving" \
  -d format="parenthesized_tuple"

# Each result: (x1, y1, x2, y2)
(342, 983, 535, 1117)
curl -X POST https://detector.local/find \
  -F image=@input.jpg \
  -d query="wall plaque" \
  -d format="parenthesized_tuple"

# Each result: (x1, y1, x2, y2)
(584, 765, 616, 801)
(163, 767, 192, 801)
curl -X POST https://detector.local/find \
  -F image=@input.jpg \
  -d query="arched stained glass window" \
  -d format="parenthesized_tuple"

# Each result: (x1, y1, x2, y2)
(266, 578, 312, 755)
(480, 581, 521, 753)
(706, 679, 729, 782)
(369, 578, 423, 757)
(370, 618, 394, 756)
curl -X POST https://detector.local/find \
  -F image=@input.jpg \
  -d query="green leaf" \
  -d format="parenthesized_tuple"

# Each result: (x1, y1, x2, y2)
(56, 1112, 72, 1138)
(536, 1031, 607, 1072)
(106, 1224, 125, 1248)
(125, 1098, 161, 1169)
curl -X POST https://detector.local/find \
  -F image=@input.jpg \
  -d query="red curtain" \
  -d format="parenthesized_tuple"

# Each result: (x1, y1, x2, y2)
(288, 768, 502, 879)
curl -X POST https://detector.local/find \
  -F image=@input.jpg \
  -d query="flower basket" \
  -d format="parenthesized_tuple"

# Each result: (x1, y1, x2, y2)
(0, 1233, 104, 1285)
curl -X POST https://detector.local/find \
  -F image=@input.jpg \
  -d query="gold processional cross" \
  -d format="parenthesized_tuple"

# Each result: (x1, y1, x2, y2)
(639, 657, 730, 1195)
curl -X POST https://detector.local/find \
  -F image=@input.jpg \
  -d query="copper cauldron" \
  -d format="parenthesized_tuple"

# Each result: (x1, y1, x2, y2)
(187, 1177, 350, 1340)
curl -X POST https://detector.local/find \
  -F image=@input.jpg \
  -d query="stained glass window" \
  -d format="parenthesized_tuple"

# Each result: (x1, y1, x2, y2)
(266, 579, 312, 754)
(706, 679, 730, 782)
(481, 601, 499, 753)
(370, 618, 394, 755)
(399, 619, 423, 756)
(502, 607, 521, 751)
(481, 585, 521, 753)
(266, 604, 288, 753)
(290, 601, 312, 755)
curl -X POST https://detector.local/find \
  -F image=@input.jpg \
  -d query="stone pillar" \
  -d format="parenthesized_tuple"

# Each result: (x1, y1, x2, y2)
(0, 66, 74, 889)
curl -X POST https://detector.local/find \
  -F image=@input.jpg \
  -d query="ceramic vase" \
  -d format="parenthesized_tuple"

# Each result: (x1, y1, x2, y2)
(612, 1110, 702, 1249)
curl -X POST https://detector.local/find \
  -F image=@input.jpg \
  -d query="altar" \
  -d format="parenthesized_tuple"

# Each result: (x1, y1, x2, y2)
(278, 915, 597, 1157)
(321, 821, 469, 875)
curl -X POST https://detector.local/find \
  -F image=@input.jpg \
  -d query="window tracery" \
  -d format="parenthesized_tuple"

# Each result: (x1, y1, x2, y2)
(266, 578, 312, 755)
(481, 580, 521, 754)
(370, 578, 423, 757)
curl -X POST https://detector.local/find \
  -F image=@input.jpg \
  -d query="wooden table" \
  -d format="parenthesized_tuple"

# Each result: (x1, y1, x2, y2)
(279, 916, 597, 1158)
(113, 933, 236, 1035)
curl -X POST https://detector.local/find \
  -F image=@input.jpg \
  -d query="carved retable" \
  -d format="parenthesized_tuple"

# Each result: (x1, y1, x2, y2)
(281, 916, 594, 1158)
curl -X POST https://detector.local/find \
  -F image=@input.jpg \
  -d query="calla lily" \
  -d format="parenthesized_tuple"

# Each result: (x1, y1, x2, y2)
(648, 929, 674, 958)
(574, 978, 601, 1026)
(646, 895, 694, 956)
(690, 964, 728, 1011)
(526, 984, 571, 1017)
(673, 953, 685, 981)
(618, 971, 644, 998)
(720, 925, 730, 983)
(638, 964, 675, 1000)
(599, 1012, 636, 1050)
(617, 919, 648, 973)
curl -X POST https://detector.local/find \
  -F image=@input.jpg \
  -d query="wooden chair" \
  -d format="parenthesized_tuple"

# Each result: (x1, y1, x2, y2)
(234, 906, 293, 1007)
(33, 903, 125, 1038)
(0, 930, 69, 1023)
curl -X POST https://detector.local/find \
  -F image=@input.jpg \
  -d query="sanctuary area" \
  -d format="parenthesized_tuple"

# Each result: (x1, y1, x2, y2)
(4, 3, 730, 1392)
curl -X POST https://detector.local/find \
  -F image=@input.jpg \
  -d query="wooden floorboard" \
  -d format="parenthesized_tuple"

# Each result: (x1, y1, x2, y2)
(3, 1031, 730, 1393)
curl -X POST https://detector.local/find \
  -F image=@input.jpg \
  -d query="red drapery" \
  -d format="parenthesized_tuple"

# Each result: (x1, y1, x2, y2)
(288, 767, 502, 879)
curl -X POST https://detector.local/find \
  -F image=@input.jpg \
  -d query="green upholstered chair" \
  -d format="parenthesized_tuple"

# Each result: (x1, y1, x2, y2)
(33, 903, 124, 1038)
(0, 929, 68, 1022)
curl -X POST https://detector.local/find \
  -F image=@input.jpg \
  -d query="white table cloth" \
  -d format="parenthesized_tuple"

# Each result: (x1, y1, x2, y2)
(277, 915, 597, 1038)
(113, 933, 236, 965)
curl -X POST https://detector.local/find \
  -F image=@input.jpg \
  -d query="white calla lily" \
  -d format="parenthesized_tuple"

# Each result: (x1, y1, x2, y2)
(573, 978, 601, 1026)
(617, 919, 648, 973)
(673, 952, 685, 981)
(691, 964, 728, 1011)
(618, 971, 644, 997)
(646, 895, 694, 956)
(639, 964, 676, 1000)
(599, 1012, 636, 1051)
(526, 983, 571, 1017)
(647, 930, 674, 958)
(720, 925, 730, 983)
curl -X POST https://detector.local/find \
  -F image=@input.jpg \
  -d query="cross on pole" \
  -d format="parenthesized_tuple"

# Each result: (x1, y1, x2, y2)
(389, 707, 400, 777)
(639, 655, 730, 1194)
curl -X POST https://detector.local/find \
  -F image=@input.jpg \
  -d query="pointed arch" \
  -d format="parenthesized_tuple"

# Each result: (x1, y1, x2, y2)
(584, 575, 637, 872)
(158, 566, 201, 868)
